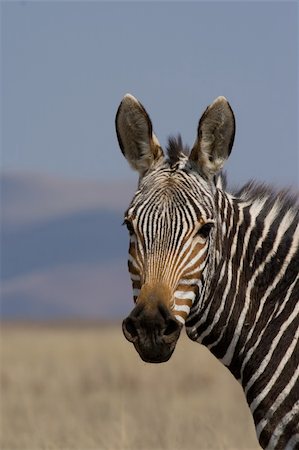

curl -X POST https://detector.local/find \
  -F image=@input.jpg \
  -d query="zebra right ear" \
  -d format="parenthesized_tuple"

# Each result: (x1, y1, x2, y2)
(190, 97, 235, 179)
(115, 94, 164, 176)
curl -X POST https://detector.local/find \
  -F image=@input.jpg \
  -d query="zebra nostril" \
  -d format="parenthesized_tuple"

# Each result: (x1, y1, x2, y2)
(164, 318, 180, 337)
(122, 317, 138, 342)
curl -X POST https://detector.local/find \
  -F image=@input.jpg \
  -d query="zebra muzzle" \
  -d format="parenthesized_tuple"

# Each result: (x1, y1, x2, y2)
(122, 300, 182, 363)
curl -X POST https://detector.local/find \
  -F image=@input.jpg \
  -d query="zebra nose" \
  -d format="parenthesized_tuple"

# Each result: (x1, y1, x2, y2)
(122, 314, 181, 343)
(122, 302, 182, 361)
(123, 311, 182, 363)
(163, 317, 181, 341)
(122, 316, 139, 343)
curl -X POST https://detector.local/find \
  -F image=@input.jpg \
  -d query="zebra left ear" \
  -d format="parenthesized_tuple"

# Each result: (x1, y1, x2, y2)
(190, 97, 235, 179)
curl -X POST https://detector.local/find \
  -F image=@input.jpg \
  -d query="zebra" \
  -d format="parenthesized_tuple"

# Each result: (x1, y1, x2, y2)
(115, 93, 299, 450)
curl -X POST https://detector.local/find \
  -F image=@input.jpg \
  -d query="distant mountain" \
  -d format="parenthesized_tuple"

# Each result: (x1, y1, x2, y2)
(1, 172, 136, 320)
(2, 208, 127, 280)
(1, 171, 136, 226)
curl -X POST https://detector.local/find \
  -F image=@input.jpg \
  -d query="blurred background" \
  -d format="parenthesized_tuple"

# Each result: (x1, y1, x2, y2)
(1, 2, 298, 449)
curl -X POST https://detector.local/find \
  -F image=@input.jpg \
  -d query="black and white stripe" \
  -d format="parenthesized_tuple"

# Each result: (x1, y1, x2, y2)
(185, 183, 299, 449)
(125, 166, 215, 323)
(127, 167, 299, 448)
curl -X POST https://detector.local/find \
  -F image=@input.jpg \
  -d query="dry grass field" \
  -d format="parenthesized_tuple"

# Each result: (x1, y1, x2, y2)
(1, 323, 261, 450)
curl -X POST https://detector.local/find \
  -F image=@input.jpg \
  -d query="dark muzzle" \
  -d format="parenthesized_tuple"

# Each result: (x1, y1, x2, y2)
(122, 302, 182, 363)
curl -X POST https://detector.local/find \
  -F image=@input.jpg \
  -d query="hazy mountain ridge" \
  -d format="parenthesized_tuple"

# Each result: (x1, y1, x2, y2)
(2, 171, 136, 226)
(1, 172, 134, 320)
(2, 207, 126, 280)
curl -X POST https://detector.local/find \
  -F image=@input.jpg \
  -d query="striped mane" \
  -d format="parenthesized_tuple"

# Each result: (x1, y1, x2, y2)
(233, 181, 299, 222)
(166, 136, 299, 224)
(166, 135, 189, 166)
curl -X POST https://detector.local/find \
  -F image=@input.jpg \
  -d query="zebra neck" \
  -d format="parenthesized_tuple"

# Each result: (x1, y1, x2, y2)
(186, 190, 261, 376)
(186, 187, 296, 378)
(186, 188, 299, 446)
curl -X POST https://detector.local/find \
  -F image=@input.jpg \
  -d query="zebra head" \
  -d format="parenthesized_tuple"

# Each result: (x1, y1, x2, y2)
(116, 94, 235, 363)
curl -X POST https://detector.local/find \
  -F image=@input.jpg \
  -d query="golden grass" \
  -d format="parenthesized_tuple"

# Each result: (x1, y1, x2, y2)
(1, 323, 261, 450)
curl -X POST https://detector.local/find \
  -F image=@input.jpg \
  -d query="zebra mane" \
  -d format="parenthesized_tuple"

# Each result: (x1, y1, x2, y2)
(165, 136, 298, 220)
(232, 180, 299, 219)
(166, 135, 190, 165)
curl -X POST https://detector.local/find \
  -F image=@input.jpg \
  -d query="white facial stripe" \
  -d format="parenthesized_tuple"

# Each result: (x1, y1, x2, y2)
(174, 314, 185, 324)
(132, 288, 141, 297)
(165, 241, 207, 287)
(175, 290, 196, 300)
(173, 304, 191, 314)
(178, 278, 199, 285)
(130, 273, 140, 281)
(185, 246, 207, 269)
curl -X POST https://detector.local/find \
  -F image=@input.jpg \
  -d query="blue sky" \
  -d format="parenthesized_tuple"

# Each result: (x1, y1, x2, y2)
(2, 1, 298, 187)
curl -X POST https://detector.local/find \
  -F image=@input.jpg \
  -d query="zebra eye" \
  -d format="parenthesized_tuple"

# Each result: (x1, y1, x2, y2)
(123, 219, 135, 236)
(197, 222, 214, 239)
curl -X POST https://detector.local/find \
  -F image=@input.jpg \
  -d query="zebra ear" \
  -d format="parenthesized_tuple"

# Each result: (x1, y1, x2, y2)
(190, 96, 235, 179)
(115, 94, 164, 176)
